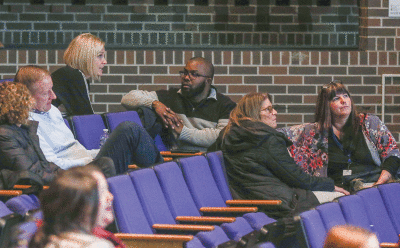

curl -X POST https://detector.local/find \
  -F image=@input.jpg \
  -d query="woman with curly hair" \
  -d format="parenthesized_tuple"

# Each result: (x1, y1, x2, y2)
(51, 33, 107, 116)
(0, 81, 61, 188)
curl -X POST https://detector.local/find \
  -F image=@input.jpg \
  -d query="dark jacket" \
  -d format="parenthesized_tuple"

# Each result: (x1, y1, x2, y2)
(0, 121, 61, 187)
(51, 66, 93, 116)
(213, 120, 335, 219)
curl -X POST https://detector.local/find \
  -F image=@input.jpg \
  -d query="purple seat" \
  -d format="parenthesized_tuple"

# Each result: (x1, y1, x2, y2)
(5, 195, 40, 217)
(378, 182, 400, 234)
(195, 226, 235, 248)
(104, 111, 168, 151)
(356, 187, 398, 243)
(204, 151, 232, 202)
(221, 216, 255, 241)
(72, 114, 106, 150)
(316, 202, 347, 231)
(338, 194, 372, 231)
(107, 175, 154, 234)
(0, 200, 23, 248)
(299, 209, 327, 248)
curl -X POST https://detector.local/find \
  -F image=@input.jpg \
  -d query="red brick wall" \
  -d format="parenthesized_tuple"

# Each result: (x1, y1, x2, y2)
(0, 0, 399, 141)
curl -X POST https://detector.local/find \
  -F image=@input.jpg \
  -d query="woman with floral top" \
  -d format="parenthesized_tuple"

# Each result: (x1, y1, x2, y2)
(280, 81, 400, 192)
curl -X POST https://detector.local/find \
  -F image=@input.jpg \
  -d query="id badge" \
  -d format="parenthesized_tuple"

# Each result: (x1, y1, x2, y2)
(343, 170, 352, 176)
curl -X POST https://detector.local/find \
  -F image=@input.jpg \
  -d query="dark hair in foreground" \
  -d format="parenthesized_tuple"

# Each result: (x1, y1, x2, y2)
(0, 81, 33, 125)
(223, 92, 272, 137)
(29, 165, 101, 248)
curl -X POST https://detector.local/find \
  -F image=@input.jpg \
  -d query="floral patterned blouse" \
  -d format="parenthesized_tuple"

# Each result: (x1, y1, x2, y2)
(278, 114, 400, 178)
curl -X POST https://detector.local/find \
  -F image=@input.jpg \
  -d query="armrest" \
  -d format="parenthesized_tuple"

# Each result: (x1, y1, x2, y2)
(380, 243, 399, 248)
(163, 157, 173, 162)
(160, 151, 204, 157)
(152, 223, 215, 232)
(175, 216, 236, 223)
(114, 233, 193, 248)
(13, 185, 49, 190)
(226, 200, 282, 206)
(128, 164, 139, 170)
(0, 190, 22, 196)
(200, 206, 258, 213)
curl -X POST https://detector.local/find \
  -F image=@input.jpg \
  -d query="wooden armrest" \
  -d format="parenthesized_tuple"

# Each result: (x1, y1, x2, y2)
(152, 223, 214, 232)
(176, 216, 236, 223)
(13, 185, 49, 190)
(160, 151, 204, 157)
(114, 233, 193, 248)
(226, 199, 282, 206)
(163, 157, 173, 162)
(380, 243, 399, 248)
(128, 164, 139, 170)
(200, 206, 258, 213)
(0, 190, 22, 196)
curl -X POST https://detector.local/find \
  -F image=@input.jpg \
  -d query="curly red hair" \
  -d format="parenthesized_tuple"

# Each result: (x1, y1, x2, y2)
(0, 81, 34, 125)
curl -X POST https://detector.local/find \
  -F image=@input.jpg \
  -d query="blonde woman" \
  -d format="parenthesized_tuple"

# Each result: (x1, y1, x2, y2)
(51, 33, 107, 116)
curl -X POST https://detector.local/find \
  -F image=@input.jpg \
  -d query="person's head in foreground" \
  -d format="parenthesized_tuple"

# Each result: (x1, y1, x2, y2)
(29, 165, 114, 248)
(224, 92, 278, 136)
(315, 80, 358, 132)
(64, 33, 107, 81)
(0, 81, 34, 126)
(14, 65, 56, 113)
(323, 225, 379, 248)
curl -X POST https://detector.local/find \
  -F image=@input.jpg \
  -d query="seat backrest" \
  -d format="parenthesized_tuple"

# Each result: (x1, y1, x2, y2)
(356, 187, 398, 243)
(316, 202, 347, 231)
(0, 201, 13, 217)
(107, 175, 154, 234)
(242, 212, 276, 231)
(72, 114, 106, 149)
(5, 195, 40, 216)
(204, 151, 233, 202)
(104, 111, 168, 151)
(178, 156, 226, 208)
(104, 111, 143, 130)
(378, 182, 400, 234)
(337, 194, 372, 231)
(129, 168, 177, 226)
(153, 162, 201, 218)
(0, 201, 23, 248)
(185, 236, 206, 248)
(299, 209, 327, 248)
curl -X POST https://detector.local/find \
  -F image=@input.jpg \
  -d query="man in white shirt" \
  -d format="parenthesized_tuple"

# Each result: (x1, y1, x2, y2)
(15, 66, 162, 176)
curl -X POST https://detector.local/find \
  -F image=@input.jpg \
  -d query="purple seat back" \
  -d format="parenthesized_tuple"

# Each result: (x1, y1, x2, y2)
(378, 182, 400, 234)
(300, 209, 327, 248)
(204, 151, 232, 202)
(72, 114, 106, 149)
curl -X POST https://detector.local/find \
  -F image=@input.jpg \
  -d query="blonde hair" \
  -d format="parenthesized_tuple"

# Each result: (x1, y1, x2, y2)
(0, 81, 34, 125)
(64, 33, 105, 81)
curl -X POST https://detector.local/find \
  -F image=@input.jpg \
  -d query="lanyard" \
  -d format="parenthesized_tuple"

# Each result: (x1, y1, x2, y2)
(331, 129, 352, 169)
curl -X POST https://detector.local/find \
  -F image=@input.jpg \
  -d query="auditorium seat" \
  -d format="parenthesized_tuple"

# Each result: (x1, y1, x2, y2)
(299, 209, 327, 248)
(72, 114, 106, 150)
(0, 200, 23, 248)
(315, 202, 347, 231)
(378, 183, 400, 234)
(5, 194, 41, 219)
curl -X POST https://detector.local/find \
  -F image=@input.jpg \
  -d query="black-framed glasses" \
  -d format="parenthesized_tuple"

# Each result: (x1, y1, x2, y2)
(261, 106, 275, 113)
(179, 70, 209, 79)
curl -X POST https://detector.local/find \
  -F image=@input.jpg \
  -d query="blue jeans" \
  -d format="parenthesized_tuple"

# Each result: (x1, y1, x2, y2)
(96, 121, 163, 174)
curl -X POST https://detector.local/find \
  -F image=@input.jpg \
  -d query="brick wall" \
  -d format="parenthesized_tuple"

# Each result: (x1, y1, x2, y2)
(0, 0, 399, 141)
(0, 0, 358, 49)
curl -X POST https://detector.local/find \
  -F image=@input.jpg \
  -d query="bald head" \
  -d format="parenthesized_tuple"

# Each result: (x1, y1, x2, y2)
(188, 57, 214, 80)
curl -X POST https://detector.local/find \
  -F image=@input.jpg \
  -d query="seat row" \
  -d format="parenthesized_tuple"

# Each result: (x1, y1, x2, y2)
(300, 182, 400, 248)
(107, 152, 281, 248)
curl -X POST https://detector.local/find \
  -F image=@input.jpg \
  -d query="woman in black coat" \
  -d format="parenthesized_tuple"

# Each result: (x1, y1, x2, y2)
(51, 33, 107, 116)
(211, 92, 349, 219)
(0, 81, 61, 188)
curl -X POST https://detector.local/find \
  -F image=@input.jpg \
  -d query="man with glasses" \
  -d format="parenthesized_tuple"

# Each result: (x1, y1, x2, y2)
(121, 57, 236, 152)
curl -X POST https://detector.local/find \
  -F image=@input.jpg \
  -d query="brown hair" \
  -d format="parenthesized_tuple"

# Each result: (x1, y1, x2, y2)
(315, 80, 359, 136)
(323, 225, 379, 248)
(0, 81, 34, 125)
(29, 165, 101, 248)
(14, 65, 51, 94)
(64, 33, 105, 81)
(223, 92, 272, 137)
